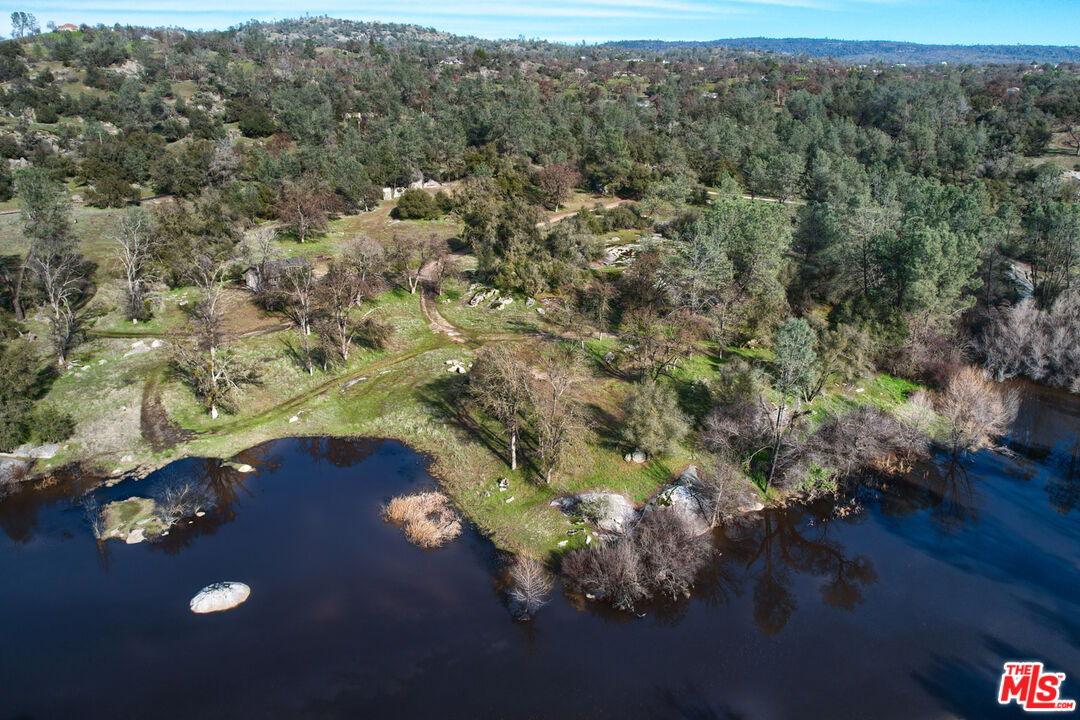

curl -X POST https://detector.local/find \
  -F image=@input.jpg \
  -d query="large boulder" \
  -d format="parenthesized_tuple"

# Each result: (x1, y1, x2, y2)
(551, 492, 637, 533)
(189, 582, 251, 614)
(10, 443, 60, 459)
(644, 465, 712, 535)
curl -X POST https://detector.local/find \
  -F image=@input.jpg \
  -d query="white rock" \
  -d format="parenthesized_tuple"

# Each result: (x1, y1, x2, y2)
(150, 339, 163, 349)
(10, 443, 60, 459)
(644, 466, 711, 535)
(235, 464, 254, 473)
(288, 415, 299, 423)
(125, 527, 146, 544)
(559, 492, 638, 533)
(189, 582, 251, 614)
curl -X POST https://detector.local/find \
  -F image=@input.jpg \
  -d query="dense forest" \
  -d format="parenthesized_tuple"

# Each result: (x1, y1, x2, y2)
(1, 13, 1079, 607)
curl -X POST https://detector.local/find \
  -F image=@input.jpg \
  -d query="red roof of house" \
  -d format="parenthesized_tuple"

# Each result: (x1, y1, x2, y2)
(56, 24, 78, 31)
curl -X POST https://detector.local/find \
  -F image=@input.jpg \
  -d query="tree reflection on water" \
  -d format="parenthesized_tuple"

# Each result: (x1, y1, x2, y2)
(718, 508, 878, 635)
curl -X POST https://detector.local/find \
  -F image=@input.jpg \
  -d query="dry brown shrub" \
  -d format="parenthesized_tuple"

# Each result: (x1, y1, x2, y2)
(938, 366, 1018, 454)
(381, 491, 462, 548)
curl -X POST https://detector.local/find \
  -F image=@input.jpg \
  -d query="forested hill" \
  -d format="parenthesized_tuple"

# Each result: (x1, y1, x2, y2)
(606, 38, 1080, 65)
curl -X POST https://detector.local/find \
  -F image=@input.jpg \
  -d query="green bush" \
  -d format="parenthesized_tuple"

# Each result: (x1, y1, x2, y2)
(30, 407, 75, 444)
(435, 189, 454, 214)
(0, 163, 12, 201)
(392, 188, 442, 220)
(238, 105, 275, 137)
(622, 381, 691, 457)
(35, 105, 59, 123)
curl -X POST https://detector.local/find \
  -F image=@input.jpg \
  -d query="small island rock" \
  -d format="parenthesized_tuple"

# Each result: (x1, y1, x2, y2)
(189, 582, 251, 614)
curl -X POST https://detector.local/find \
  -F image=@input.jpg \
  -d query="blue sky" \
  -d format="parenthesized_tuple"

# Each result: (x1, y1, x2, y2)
(5, 0, 1079, 45)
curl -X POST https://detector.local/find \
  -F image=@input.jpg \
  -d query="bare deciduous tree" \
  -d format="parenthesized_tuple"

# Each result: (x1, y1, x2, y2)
(536, 163, 581, 211)
(113, 207, 158, 321)
(172, 341, 259, 420)
(189, 254, 228, 352)
(242, 225, 281, 300)
(531, 344, 583, 484)
(470, 344, 531, 471)
(561, 508, 711, 611)
(507, 556, 553, 620)
(153, 479, 215, 524)
(976, 294, 1080, 392)
(938, 366, 1018, 455)
(391, 235, 445, 294)
(275, 184, 337, 243)
(315, 262, 367, 363)
(32, 250, 85, 365)
(585, 281, 615, 341)
(174, 255, 257, 419)
(343, 236, 387, 285)
(279, 261, 317, 374)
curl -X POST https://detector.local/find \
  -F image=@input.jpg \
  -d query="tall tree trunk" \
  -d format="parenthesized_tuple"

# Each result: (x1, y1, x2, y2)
(12, 263, 26, 322)
(766, 403, 784, 493)
(509, 427, 517, 471)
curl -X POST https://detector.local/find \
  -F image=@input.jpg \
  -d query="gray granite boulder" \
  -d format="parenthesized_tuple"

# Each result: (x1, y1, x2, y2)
(551, 492, 638, 534)
(644, 465, 712, 535)
(190, 582, 251, 614)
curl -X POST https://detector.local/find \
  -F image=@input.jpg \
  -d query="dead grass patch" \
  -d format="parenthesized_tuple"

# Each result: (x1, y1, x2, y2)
(381, 490, 463, 548)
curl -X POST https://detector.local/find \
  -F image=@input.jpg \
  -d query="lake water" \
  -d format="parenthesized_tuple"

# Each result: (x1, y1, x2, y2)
(1, 385, 1078, 719)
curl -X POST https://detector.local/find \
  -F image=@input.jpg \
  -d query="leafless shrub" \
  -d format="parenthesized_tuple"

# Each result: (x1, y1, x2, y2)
(153, 479, 215, 525)
(561, 508, 712, 611)
(635, 508, 713, 600)
(702, 394, 772, 467)
(938, 366, 1019, 454)
(976, 294, 1080, 392)
(382, 491, 463, 549)
(562, 538, 646, 611)
(507, 556, 553, 619)
(773, 403, 932, 496)
(357, 314, 394, 350)
(81, 495, 106, 539)
(895, 389, 937, 437)
(698, 461, 762, 524)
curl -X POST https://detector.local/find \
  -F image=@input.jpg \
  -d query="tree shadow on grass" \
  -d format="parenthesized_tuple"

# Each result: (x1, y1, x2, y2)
(415, 373, 514, 471)
(584, 401, 624, 452)
(670, 375, 714, 427)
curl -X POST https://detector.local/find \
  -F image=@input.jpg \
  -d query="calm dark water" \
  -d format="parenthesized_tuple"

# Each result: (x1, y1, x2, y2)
(1, 385, 1078, 720)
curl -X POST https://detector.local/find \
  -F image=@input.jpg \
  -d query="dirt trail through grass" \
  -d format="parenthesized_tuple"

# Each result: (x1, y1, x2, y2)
(419, 256, 468, 343)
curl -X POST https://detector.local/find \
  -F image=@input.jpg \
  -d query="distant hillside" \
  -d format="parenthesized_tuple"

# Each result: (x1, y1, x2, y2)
(605, 37, 1080, 65)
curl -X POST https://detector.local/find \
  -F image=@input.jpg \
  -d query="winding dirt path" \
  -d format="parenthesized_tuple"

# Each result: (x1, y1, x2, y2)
(418, 253, 470, 343)
(538, 198, 627, 227)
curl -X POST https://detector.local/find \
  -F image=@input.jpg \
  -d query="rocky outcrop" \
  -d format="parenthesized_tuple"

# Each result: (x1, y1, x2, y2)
(8, 443, 60, 459)
(551, 492, 638, 533)
(644, 465, 711, 535)
(645, 465, 766, 535)
(189, 582, 251, 614)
